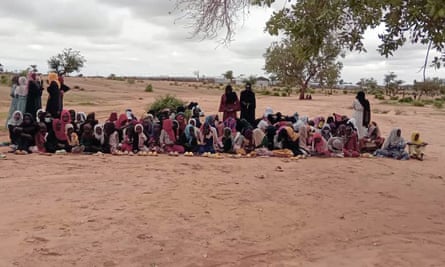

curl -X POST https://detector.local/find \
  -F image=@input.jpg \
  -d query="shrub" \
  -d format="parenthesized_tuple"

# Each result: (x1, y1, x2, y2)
(375, 94, 385, 100)
(412, 101, 425, 107)
(390, 96, 399, 100)
(1, 75, 10, 85)
(273, 92, 280, 96)
(343, 90, 348, 94)
(127, 78, 135, 85)
(422, 99, 434, 105)
(149, 94, 185, 115)
(145, 84, 153, 92)
(259, 90, 271, 95)
(398, 97, 413, 103)
(74, 85, 80, 89)
(281, 92, 288, 97)
(433, 100, 444, 109)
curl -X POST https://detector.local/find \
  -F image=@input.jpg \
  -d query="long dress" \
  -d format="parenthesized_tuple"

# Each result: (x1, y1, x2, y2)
(5, 84, 18, 128)
(46, 81, 61, 118)
(240, 89, 256, 126)
(218, 93, 240, 121)
(352, 99, 366, 139)
(15, 77, 28, 116)
(25, 80, 42, 119)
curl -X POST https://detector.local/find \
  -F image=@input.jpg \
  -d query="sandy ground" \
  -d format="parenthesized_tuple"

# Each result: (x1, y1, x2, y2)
(0, 78, 444, 266)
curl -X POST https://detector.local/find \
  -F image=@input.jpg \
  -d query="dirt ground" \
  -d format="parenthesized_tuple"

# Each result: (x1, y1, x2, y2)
(0, 78, 444, 266)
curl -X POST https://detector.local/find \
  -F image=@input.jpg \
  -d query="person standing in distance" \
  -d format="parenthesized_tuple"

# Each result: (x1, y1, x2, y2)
(240, 82, 256, 126)
(352, 91, 371, 139)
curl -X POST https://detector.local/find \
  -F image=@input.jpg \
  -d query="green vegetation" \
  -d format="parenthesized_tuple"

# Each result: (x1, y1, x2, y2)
(433, 99, 444, 109)
(149, 94, 185, 114)
(412, 101, 425, 107)
(48, 48, 86, 75)
(0, 75, 10, 86)
(145, 84, 153, 92)
(375, 94, 385, 100)
(398, 97, 414, 103)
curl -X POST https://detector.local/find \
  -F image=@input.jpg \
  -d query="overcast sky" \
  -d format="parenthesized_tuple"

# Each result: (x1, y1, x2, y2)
(0, 0, 444, 85)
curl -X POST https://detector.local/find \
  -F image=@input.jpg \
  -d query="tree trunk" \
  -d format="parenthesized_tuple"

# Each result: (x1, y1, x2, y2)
(300, 83, 307, 100)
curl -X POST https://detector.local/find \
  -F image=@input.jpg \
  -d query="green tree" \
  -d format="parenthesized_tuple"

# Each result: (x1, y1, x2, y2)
(384, 72, 398, 96)
(176, 0, 445, 65)
(264, 35, 342, 99)
(223, 70, 234, 83)
(357, 77, 378, 93)
(242, 75, 257, 86)
(48, 48, 86, 75)
(414, 78, 444, 99)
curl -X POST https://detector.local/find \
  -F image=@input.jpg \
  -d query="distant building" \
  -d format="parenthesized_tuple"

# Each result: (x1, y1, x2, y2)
(255, 76, 270, 88)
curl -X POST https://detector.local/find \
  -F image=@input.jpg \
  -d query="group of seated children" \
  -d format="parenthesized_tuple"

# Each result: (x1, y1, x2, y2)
(5, 105, 427, 161)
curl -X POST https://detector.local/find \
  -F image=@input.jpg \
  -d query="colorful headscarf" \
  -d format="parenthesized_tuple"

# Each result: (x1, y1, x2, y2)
(162, 119, 176, 141)
(52, 119, 67, 141)
(48, 72, 61, 89)
(410, 131, 423, 145)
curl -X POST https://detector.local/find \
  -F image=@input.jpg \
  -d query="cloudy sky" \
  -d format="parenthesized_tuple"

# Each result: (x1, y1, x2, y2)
(0, 0, 444, 85)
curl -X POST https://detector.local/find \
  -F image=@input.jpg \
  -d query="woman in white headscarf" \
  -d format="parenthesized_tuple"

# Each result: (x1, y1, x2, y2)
(5, 76, 19, 128)
(15, 76, 28, 115)
(374, 128, 409, 160)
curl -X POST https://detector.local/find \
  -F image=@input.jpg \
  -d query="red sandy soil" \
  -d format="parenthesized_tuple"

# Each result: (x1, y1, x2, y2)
(0, 78, 444, 266)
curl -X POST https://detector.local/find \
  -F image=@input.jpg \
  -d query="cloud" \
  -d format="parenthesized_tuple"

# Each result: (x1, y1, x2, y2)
(0, 0, 443, 84)
(0, 0, 124, 37)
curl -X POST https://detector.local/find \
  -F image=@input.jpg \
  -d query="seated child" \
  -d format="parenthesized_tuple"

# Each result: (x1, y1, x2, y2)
(407, 131, 428, 161)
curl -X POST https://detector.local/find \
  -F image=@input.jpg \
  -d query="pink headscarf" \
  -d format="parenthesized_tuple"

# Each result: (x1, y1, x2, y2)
(162, 119, 176, 141)
(313, 133, 329, 154)
(52, 119, 67, 141)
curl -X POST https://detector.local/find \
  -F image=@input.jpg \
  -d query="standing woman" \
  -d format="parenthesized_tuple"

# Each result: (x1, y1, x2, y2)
(218, 85, 240, 121)
(25, 72, 43, 119)
(45, 73, 61, 118)
(58, 75, 70, 114)
(15, 76, 28, 115)
(5, 76, 19, 128)
(352, 91, 371, 139)
(240, 82, 256, 126)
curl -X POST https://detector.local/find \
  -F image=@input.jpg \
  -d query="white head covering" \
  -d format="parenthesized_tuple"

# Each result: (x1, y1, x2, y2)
(94, 124, 104, 145)
(8, 111, 23, 126)
(15, 76, 28, 96)
(36, 109, 45, 122)
(264, 107, 273, 117)
(382, 128, 404, 150)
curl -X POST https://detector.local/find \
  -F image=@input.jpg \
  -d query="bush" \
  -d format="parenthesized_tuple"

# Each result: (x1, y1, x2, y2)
(0, 75, 10, 85)
(149, 94, 185, 114)
(422, 99, 434, 105)
(127, 78, 135, 85)
(399, 97, 413, 103)
(259, 90, 271, 95)
(375, 94, 385, 100)
(412, 101, 425, 107)
(343, 90, 348, 94)
(433, 100, 444, 109)
(390, 96, 399, 100)
(145, 84, 153, 92)
(273, 92, 280, 96)
(281, 92, 288, 97)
